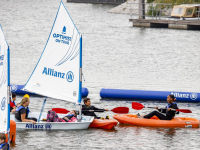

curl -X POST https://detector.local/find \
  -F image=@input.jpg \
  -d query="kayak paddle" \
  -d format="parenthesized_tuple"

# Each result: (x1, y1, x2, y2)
(111, 107, 129, 114)
(52, 108, 70, 114)
(171, 109, 192, 113)
(132, 102, 154, 110)
(132, 102, 192, 113)
(82, 107, 129, 114)
(52, 107, 129, 114)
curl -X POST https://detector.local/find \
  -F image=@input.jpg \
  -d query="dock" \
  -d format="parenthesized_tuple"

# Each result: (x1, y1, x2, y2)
(127, 1, 200, 30)
(129, 19, 200, 30)
(67, 0, 126, 5)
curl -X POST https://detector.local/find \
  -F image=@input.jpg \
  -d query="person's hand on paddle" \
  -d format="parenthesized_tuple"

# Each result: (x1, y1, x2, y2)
(155, 107, 159, 110)
(167, 108, 172, 111)
(104, 109, 109, 111)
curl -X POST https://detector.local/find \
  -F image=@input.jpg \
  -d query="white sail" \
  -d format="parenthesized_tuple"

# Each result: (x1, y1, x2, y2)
(23, 1, 81, 103)
(0, 24, 9, 133)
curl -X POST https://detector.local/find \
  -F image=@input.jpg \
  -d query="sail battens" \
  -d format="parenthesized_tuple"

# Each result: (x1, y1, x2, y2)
(23, 1, 81, 103)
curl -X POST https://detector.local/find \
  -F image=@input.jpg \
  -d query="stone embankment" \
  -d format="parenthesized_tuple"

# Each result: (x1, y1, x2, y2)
(108, 0, 140, 15)
(108, 0, 171, 16)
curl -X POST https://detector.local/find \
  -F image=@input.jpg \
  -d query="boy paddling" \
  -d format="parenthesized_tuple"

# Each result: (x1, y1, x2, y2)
(82, 98, 109, 119)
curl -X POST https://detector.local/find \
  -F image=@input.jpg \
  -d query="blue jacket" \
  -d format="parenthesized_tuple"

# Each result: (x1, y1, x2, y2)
(0, 143, 9, 150)
(16, 105, 30, 116)
(15, 105, 30, 121)
(159, 102, 179, 119)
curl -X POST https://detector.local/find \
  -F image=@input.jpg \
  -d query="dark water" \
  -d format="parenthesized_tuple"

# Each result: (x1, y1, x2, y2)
(0, 0, 200, 149)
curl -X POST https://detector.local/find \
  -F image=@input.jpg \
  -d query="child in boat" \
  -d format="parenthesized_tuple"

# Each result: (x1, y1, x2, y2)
(10, 93, 19, 113)
(15, 94, 37, 123)
(82, 98, 109, 119)
(0, 133, 9, 150)
(62, 110, 77, 122)
(139, 94, 179, 120)
(46, 110, 77, 122)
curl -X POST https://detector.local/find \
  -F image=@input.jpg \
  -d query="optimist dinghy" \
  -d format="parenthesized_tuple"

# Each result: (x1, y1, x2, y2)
(10, 1, 94, 130)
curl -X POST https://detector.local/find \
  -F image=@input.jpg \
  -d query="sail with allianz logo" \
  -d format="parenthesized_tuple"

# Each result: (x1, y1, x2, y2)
(9, 1, 93, 130)
(23, 1, 82, 104)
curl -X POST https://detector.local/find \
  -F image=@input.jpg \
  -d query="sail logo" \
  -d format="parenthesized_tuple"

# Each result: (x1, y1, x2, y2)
(66, 71, 74, 82)
(53, 26, 71, 45)
(190, 93, 198, 100)
(42, 67, 74, 82)
(11, 85, 18, 92)
(42, 67, 65, 79)
(1, 97, 6, 111)
(62, 26, 66, 34)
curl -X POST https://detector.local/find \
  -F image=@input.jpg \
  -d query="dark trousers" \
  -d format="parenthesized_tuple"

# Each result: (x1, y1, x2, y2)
(143, 111, 171, 120)
(27, 117, 37, 122)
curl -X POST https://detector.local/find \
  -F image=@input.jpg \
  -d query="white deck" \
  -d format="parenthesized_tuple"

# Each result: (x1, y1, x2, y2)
(10, 112, 94, 130)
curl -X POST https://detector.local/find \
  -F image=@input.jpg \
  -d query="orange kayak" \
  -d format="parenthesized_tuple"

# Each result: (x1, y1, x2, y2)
(113, 114, 200, 128)
(89, 119, 118, 129)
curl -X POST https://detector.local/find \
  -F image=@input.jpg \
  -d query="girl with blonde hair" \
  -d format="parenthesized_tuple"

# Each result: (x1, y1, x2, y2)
(15, 94, 37, 124)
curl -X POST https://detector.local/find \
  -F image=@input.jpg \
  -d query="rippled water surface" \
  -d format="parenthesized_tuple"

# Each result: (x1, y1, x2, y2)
(0, 0, 200, 149)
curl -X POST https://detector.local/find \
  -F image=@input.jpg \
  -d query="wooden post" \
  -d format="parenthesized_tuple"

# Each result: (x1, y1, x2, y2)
(139, 0, 145, 19)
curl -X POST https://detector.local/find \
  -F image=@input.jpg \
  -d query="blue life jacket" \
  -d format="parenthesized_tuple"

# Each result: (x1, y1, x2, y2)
(0, 143, 9, 150)
(66, 114, 74, 117)
(16, 105, 30, 116)
(167, 102, 177, 109)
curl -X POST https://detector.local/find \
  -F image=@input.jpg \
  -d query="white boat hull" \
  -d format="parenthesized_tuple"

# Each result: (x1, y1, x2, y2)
(10, 112, 94, 130)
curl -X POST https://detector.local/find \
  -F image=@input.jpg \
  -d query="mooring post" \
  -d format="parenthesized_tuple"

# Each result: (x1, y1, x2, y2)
(139, 0, 145, 19)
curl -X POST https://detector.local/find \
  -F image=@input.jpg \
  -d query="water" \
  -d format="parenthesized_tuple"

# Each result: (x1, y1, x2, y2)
(0, 0, 200, 149)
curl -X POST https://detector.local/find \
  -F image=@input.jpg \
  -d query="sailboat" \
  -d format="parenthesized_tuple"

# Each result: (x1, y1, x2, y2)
(10, 1, 94, 130)
(0, 24, 11, 142)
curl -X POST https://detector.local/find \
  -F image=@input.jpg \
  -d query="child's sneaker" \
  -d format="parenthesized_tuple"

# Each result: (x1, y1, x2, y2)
(105, 115, 109, 119)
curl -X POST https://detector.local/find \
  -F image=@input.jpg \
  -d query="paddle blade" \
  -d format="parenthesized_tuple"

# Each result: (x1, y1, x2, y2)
(111, 107, 129, 114)
(52, 108, 70, 114)
(132, 102, 144, 110)
(176, 109, 192, 113)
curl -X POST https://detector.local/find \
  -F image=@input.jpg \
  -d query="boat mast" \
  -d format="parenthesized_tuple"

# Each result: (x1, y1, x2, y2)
(77, 35, 82, 122)
(7, 46, 10, 144)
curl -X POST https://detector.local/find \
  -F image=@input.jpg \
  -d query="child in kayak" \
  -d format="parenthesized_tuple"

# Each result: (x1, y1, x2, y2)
(82, 98, 109, 119)
(138, 94, 179, 120)
(0, 133, 9, 150)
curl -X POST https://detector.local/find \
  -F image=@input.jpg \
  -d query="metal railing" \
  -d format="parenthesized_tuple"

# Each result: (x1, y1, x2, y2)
(128, 2, 200, 21)
(128, 2, 172, 19)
